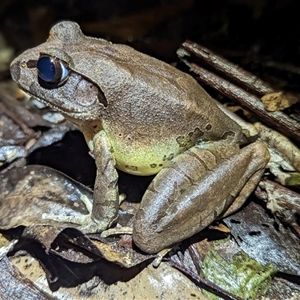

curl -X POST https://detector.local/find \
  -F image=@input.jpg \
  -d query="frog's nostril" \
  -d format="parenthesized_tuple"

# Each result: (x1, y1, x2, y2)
(26, 59, 37, 68)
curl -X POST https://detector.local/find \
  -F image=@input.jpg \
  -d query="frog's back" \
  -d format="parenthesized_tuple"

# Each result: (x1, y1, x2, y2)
(95, 48, 241, 176)
(71, 32, 242, 176)
(10, 21, 241, 176)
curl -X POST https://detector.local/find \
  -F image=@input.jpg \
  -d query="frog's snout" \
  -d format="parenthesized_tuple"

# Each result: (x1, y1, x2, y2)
(10, 61, 21, 82)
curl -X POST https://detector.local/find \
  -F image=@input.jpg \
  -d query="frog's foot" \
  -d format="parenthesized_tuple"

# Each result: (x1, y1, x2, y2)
(41, 195, 108, 233)
(78, 194, 126, 233)
(152, 247, 172, 267)
(41, 195, 92, 226)
(41, 194, 126, 233)
(41, 211, 108, 233)
(101, 227, 172, 265)
(100, 226, 133, 238)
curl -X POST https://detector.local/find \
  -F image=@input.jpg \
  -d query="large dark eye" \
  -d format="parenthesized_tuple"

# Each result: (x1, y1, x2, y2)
(37, 55, 69, 85)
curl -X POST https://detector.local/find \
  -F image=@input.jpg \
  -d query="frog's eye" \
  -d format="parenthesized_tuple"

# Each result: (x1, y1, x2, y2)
(37, 55, 69, 85)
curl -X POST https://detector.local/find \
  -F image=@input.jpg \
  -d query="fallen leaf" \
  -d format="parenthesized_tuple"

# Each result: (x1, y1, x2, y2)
(261, 92, 298, 112)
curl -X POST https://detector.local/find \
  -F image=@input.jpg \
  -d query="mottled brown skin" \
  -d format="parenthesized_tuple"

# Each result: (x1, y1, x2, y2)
(10, 22, 270, 253)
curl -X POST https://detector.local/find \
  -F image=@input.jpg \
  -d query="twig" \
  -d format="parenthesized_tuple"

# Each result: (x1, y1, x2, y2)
(180, 41, 274, 96)
(187, 62, 300, 143)
(178, 41, 300, 143)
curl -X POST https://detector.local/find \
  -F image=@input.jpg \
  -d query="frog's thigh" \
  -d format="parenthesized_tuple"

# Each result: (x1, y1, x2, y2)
(133, 141, 269, 253)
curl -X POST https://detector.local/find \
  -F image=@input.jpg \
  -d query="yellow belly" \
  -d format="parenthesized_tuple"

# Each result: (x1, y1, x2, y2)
(112, 138, 182, 176)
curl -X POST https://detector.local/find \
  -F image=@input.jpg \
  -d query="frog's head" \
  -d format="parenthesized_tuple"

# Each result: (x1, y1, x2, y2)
(10, 21, 109, 121)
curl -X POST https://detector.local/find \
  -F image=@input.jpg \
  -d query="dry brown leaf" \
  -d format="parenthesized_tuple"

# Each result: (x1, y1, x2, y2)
(261, 92, 298, 112)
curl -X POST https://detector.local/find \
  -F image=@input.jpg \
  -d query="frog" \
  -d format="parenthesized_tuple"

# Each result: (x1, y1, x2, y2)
(10, 21, 270, 254)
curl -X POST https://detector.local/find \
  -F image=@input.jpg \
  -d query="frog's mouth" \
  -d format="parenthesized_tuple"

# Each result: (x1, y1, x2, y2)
(28, 93, 104, 121)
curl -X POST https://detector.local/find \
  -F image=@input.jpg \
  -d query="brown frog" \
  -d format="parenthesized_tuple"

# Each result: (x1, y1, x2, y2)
(10, 21, 269, 253)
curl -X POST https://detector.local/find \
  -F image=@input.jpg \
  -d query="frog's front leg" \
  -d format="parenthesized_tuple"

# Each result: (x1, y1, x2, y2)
(81, 130, 120, 232)
(133, 141, 269, 254)
(42, 130, 119, 233)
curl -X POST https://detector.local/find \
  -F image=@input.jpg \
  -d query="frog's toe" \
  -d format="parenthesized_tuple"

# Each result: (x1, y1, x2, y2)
(41, 212, 108, 233)
(78, 219, 108, 234)
(41, 212, 83, 225)
(80, 195, 93, 214)
(100, 226, 132, 238)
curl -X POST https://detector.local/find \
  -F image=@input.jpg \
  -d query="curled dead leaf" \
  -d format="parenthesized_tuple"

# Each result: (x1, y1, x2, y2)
(261, 92, 298, 112)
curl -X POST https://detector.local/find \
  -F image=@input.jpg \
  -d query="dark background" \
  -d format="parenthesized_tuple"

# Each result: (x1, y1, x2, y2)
(1, 0, 300, 88)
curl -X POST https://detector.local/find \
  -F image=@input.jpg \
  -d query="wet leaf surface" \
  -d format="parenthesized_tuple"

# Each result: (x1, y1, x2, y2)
(266, 277, 300, 300)
(0, 165, 154, 270)
(23, 226, 103, 263)
(10, 253, 207, 300)
(224, 201, 300, 276)
(0, 165, 93, 229)
(255, 180, 300, 237)
(201, 241, 276, 300)
(0, 82, 76, 167)
(0, 256, 51, 300)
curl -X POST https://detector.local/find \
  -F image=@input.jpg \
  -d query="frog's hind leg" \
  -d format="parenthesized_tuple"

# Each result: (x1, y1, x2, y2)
(133, 141, 269, 254)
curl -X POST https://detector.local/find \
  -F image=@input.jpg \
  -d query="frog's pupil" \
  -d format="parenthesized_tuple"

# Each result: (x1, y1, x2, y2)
(37, 56, 56, 82)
